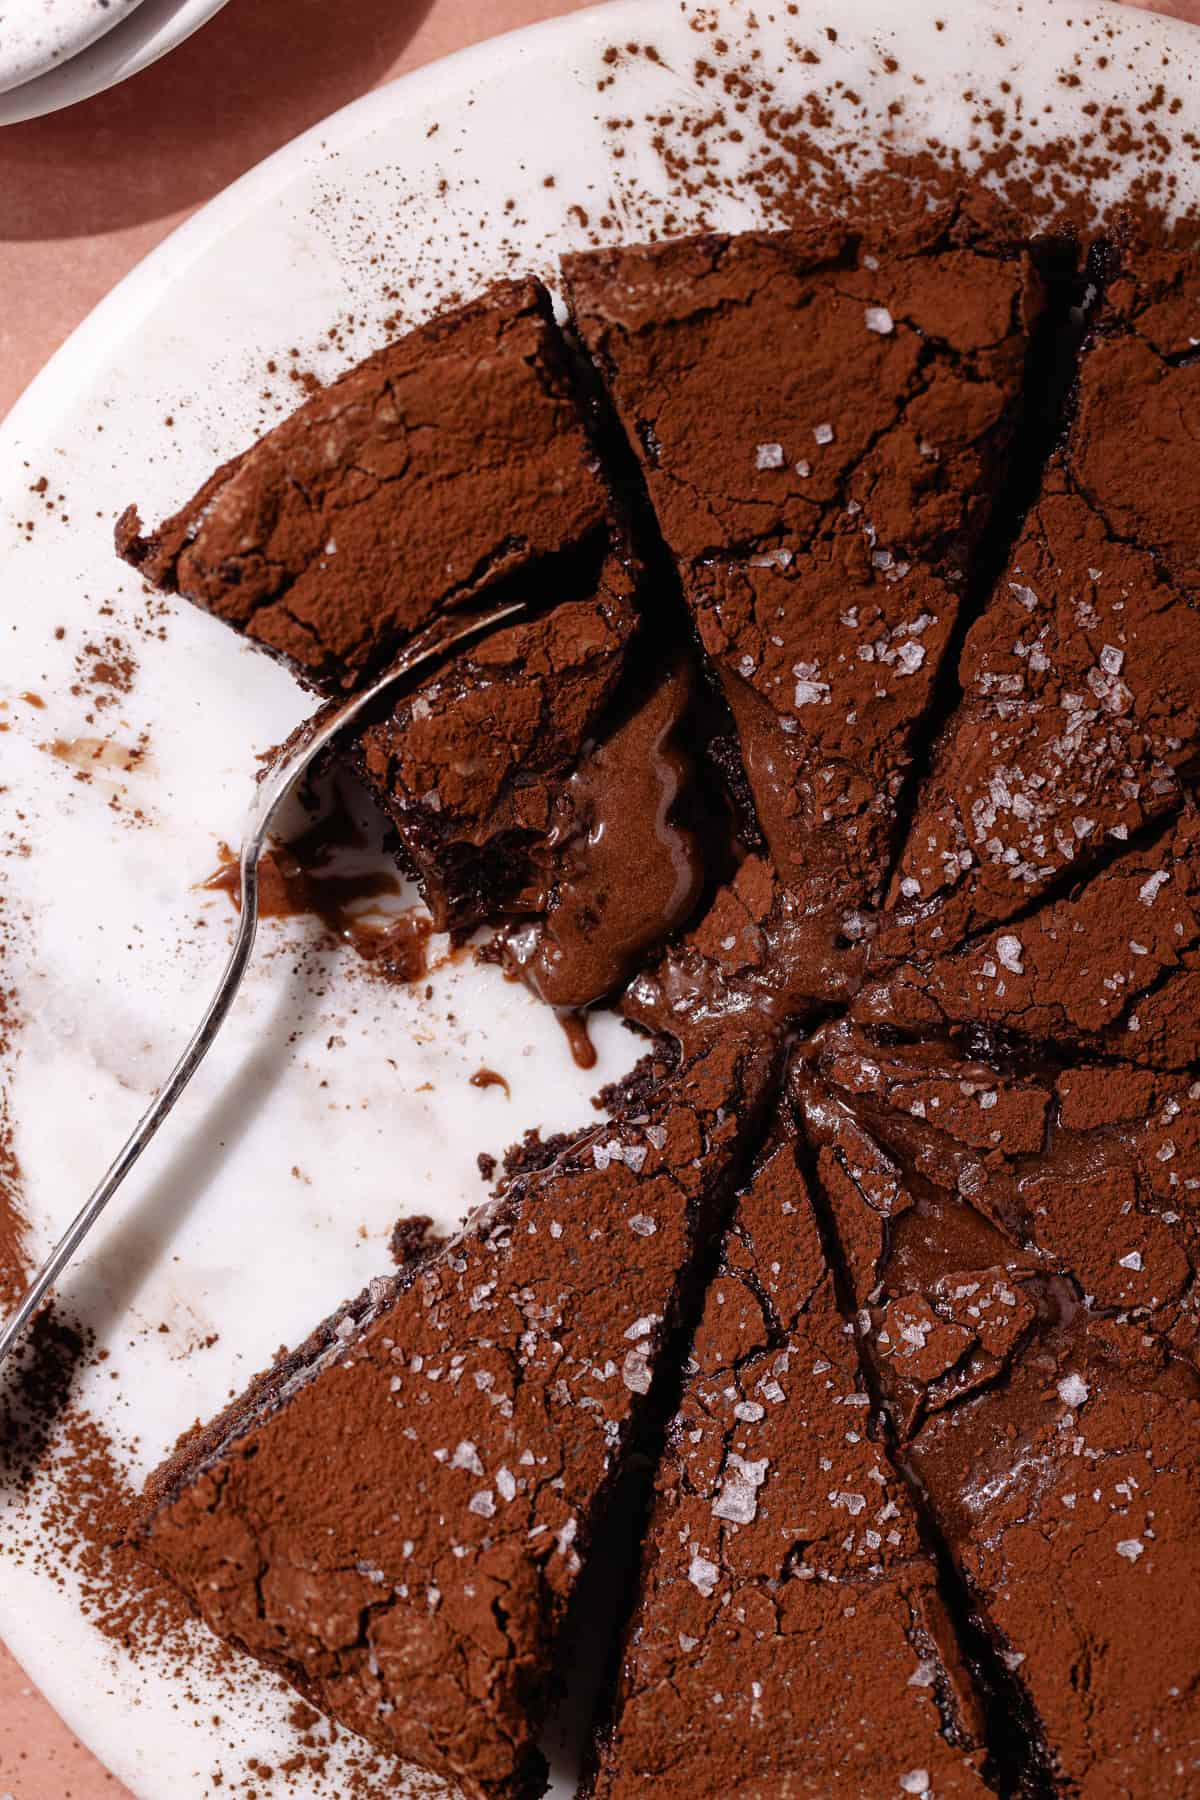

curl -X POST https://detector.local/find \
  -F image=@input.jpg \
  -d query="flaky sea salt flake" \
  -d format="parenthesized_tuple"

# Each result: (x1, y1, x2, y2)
(794, 679, 830, 707)
(688, 1554, 720, 1596)
(713, 1454, 769, 1524)
(995, 934, 1024, 974)
(899, 1772, 930, 1795)
(1057, 1374, 1089, 1409)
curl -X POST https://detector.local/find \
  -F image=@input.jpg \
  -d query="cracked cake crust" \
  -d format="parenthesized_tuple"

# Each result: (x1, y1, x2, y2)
(565, 212, 1046, 1001)
(134, 1036, 775, 1800)
(117, 215, 1200, 1800)
(795, 1023, 1200, 1795)
(588, 1123, 991, 1800)
(876, 247, 1200, 969)
(857, 803, 1200, 1069)
(116, 278, 613, 691)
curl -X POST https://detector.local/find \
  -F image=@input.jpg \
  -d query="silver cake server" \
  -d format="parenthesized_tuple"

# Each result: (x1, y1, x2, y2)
(0, 598, 527, 1373)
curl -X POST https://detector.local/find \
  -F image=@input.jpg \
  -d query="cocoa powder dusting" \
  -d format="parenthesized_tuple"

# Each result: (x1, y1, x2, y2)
(0, 1310, 438, 1800)
(586, 17, 1195, 254)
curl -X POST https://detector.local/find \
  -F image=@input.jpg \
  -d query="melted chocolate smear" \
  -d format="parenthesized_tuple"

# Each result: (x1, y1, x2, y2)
(558, 1010, 598, 1071)
(544, 277, 773, 1046)
(349, 913, 434, 985)
(48, 735, 146, 774)
(202, 765, 433, 986)
(500, 657, 706, 1010)
(469, 1067, 511, 1097)
(624, 871, 862, 1058)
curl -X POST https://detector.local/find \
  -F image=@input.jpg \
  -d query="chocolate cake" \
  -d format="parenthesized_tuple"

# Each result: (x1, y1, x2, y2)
(116, 279, 615, 691)
(352, 524, 723, 994)
(134, 1035, 775, 1800)
(877, 247, 1200, 966)
(354, 579, 638, 935)
(589, 1125, 991, 1798)
(795, 1023, 1200, 1792)
(565, 211, 1046, 1002)
(857, 802, 1200, 1069)
(116, 213, 1200, 1798)
(621, 856, 836, 1055)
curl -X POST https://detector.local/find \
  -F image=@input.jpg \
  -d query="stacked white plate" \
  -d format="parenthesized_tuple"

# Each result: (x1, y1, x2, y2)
(0, 0, 228, 122)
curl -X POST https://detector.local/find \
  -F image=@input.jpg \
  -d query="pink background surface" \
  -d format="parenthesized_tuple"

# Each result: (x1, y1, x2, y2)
(0, 0, 1195, 1791)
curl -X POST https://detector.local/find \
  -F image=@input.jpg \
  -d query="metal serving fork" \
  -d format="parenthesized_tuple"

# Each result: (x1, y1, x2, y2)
(0, 598, 526, 1373)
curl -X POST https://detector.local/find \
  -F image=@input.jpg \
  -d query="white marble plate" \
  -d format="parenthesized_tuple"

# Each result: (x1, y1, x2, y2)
(0, 0, 228, 122)
(0, 0, 147, 96)
(0, 2, 1196, 1797)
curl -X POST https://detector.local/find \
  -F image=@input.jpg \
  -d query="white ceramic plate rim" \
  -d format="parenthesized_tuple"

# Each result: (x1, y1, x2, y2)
(0, 0, 151, 99)
(7, 0, 1198, 438)
(0, 0, 229, 123)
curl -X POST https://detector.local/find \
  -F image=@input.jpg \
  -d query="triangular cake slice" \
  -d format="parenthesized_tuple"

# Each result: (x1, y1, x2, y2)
(132, 1034, 775, 1800)
(565, 209, 1045, 1004)
(117, 279, 617, 692)
(115, 274, 722, 993)
(857, 802, 1200, 1070)
(588, 1115, 991, 1798)
(796, 1023, 1200, 1793)
(877, 247, 1200, 965)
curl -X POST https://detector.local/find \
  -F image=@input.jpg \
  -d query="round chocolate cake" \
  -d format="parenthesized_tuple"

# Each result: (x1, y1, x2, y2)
(114, 196, 1200, 1800)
